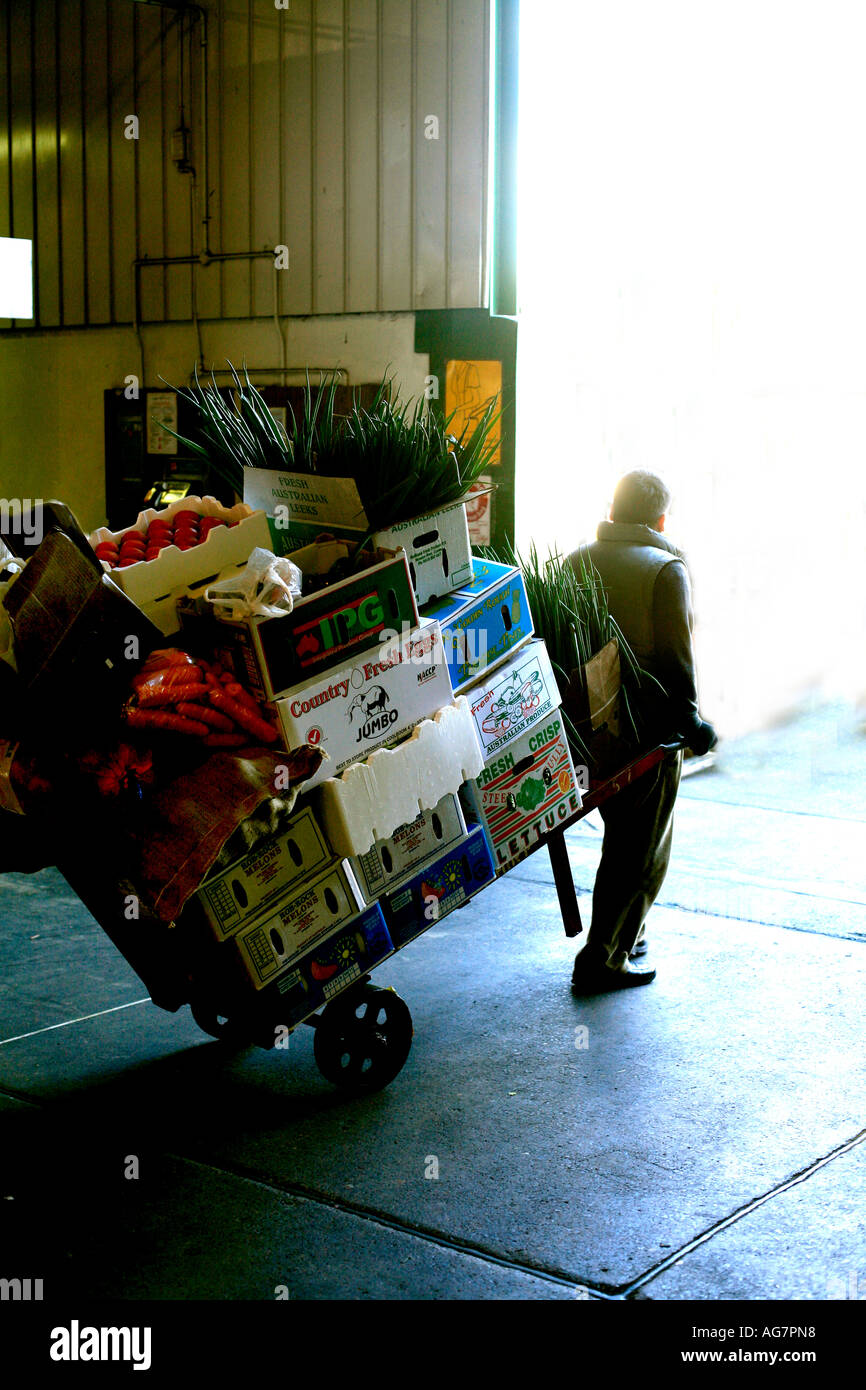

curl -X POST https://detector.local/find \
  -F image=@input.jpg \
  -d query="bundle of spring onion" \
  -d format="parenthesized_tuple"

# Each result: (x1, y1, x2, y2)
(486, 542, 668, 766)
(159, 365, 499, 530)
(316, 380, 500, 530)
(160, 363, 293, 495)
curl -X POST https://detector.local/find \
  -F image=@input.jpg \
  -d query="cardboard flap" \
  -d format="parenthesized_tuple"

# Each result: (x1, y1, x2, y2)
(0, 500, 101, 569)
(4, 530, 161, 735)
(584, 639, 621, 733)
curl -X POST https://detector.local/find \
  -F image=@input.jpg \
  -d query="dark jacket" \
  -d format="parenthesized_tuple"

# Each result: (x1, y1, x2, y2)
(568, 521, 703, 743)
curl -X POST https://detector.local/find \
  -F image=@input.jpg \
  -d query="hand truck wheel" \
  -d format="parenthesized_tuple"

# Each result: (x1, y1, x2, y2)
(190, 999, 251, 1047)
(312, 983, 413, 1094)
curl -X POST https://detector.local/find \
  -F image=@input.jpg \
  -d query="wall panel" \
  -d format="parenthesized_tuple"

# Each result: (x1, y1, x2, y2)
(251, 1, 282, 318)
(33, 2, 60, 326)
(345, 0, 378, 312)
(313, 0, 347, 314)
(158, 4, 190, 321)
(0, 5, 14, 328)
(220, 1, 253, 318)
(136, 0, 166, 322)
(58, 0, 86, 325)
(82, 1, 111, 324)
(379, 0, 413, 310)
(448, 0, 487, 307)
(281, 0, 314, 316)
(1, 0, 491, 329)
(414, 0, 448, 308)
(107, 1, 136, 324)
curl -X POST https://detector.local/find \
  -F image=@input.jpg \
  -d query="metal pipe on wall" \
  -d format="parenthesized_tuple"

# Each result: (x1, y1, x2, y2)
(133, 250, 279, 383)
(128, 0, 211, 258)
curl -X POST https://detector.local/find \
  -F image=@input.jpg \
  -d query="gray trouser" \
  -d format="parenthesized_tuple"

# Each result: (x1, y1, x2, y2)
(583, 750, 683, 971)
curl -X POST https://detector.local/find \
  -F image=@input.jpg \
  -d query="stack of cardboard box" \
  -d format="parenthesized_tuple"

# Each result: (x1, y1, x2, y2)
(178, 517, 505, 1027)
(3, 487, 584, 1040)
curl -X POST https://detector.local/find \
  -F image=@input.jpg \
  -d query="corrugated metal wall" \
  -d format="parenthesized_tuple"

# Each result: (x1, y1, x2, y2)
(0, 0, 490, 330)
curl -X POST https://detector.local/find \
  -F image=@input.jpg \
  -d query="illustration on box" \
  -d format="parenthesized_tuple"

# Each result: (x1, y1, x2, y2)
(266, 904, 395, 1027)
(466, 639, 561, 758)
(466, 715, 582, 874)
(275, 619, 453, 789)
(384, 823, 497, 950)
(482, 668, 544, 734)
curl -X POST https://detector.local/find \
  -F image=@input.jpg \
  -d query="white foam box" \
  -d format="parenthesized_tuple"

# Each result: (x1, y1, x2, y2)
(274, 618, 452, 790)
(90, 496, 271, 636)
(312, 695, 485, 858)
(464, 711, 582, 875)
(372, 501, 472, 606)
(349, 792, 467, 903)
(231, 857, 366, 989)
(465, 639, 562, 760)
(193, 805, 333, 941)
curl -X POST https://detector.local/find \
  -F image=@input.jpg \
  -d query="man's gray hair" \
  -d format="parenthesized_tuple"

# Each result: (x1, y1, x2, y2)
(611, 471, 672, 526)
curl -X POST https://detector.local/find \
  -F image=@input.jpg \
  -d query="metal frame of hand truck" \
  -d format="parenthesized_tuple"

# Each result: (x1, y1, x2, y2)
(543, 740, 685, 939)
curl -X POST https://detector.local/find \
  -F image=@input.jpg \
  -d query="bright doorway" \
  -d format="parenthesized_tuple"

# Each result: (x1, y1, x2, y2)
(515, 1, 866, 735)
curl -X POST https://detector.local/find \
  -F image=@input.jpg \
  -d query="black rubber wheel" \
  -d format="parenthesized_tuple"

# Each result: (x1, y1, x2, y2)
(313, 984, 413, 1093)
(190, 1000, 251, 1047)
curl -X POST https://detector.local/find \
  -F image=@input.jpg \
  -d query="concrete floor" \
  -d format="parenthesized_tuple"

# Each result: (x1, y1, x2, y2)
(0, 697, 864, 1301)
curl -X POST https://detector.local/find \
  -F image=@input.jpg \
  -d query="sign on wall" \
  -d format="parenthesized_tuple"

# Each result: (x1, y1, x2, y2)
(445, 359, 502, 468)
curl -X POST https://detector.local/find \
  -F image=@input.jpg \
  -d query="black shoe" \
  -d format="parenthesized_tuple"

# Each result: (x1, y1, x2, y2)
(571, 962, 657, 995)
(629, 938, 648, 959)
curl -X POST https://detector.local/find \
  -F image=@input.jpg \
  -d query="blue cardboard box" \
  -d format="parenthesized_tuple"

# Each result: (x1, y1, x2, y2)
(261, 901, 394, 1029)
(421, 559, 533, 692)
(382, 823, 496, 949)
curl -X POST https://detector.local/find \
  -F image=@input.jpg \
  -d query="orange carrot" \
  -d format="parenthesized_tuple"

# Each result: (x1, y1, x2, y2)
(225, 683, 260, 713)
(208, 689, 278, 743)
(137, 682, 210, 709)
(142, 649, 197, 671)
(132, 665, 204, 693)
(125, 709, 209, 736)
(176, 702, 234, 731)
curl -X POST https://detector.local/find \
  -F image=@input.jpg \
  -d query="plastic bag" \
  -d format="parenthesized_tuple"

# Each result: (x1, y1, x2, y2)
(204, 547, 302, 621)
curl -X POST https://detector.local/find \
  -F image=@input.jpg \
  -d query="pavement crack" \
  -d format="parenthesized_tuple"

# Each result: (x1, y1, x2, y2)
(167, 1150, 619, 1299)
(620, 1125, 866, 1298)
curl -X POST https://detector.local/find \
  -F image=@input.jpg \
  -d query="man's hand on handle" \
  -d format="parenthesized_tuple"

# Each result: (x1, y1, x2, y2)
(686, 719, 718, 756)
